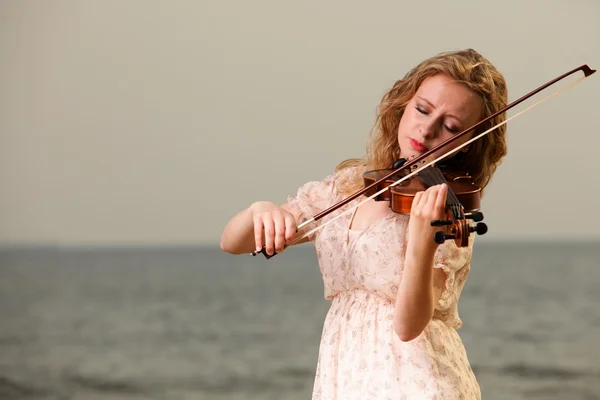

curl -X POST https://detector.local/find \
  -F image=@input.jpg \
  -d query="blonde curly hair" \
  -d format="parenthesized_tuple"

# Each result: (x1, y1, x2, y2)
(336, 48, 508, 196)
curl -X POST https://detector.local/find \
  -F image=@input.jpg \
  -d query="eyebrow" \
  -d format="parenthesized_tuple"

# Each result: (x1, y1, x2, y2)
(416, 96, 465, 125)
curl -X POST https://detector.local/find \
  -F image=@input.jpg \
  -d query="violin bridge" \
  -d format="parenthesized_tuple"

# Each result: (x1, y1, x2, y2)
(409, 154, 437, 172)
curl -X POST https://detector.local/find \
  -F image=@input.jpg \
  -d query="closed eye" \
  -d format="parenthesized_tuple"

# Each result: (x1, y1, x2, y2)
(416, 104, 461, 133)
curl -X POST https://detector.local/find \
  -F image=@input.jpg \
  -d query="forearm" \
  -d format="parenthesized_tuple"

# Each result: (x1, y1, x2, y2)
(393, 248, 436, 342)
(220, 205, 256, 254)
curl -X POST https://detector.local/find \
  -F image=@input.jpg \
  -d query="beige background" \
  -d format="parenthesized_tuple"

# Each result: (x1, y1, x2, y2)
(1, 0, 599, 248)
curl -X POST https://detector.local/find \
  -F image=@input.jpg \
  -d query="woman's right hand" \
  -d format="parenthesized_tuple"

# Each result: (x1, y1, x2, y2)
(250, 201, 298, 255)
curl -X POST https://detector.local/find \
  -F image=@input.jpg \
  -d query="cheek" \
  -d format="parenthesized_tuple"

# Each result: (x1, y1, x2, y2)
(397, 115, 410, 136)
(402, 110, 417, 127)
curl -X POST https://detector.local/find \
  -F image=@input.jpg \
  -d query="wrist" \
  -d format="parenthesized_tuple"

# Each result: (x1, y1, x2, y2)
(406, 241, 437, 268)
(249, 201, 273, 213)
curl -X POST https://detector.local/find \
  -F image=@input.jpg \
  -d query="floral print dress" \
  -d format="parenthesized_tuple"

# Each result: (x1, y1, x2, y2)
(286, 166, 481, 400)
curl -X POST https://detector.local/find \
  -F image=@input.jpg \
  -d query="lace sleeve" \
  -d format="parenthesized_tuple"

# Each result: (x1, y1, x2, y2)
(285, 166, 358, 242)
(285, 172, 338, 242)
(433, 235, 474, 313)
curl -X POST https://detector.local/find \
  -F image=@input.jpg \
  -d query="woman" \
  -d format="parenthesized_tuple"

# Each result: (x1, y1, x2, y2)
(220, 48, 508, 399)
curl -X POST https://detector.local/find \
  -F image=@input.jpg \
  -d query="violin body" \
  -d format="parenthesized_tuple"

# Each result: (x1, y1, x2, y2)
(362, 165, 486, 247)
(363, 168, 481, 213)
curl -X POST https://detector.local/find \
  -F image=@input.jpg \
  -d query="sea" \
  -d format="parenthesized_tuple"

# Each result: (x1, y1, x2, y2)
(0, 242, 599, 400)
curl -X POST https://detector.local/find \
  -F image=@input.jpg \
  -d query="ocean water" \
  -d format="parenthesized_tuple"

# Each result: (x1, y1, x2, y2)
(0, 242, 599, 400)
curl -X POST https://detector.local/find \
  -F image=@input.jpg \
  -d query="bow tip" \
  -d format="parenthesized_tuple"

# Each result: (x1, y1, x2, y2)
(582, 65, 596, 77)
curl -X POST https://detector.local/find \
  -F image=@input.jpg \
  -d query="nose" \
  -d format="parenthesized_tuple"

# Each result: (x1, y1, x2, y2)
(419, 121, 439, 139)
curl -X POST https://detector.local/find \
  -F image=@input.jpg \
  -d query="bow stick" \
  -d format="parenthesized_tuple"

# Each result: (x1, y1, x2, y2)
(252, 64, 595, 258)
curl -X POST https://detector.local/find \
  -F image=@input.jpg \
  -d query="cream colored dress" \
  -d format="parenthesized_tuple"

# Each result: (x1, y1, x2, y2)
(286, 166, 481, 400)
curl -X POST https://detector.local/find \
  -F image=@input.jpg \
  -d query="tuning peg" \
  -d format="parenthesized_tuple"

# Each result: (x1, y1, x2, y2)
(434, 231, 455, 244)
(469, 222, 488, 235)
(431, 219, 453, 227)
(465, 211, 484, 222)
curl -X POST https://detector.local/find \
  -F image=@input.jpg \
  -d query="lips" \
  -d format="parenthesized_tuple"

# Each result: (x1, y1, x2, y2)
(409, 138, 427, 152)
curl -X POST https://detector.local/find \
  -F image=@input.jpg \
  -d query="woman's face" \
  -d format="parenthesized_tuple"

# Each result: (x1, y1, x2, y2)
(397, 74, 483, 162)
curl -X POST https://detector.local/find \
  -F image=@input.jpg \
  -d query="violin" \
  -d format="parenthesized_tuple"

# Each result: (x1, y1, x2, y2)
(363, 158, 486, 248)
(252, 64, 596, 259)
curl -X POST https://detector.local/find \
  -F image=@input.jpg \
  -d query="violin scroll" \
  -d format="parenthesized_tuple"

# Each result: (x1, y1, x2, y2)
(431, 211, 488, 246)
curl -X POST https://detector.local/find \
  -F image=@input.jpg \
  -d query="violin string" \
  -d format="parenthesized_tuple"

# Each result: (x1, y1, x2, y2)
(432, 167, 462, 219)
(433, 167, 461, 205)
(288, 74, 588, 245)
(420, 168, 436, 185)
(419, 167, 461, 220)
(424, 167, 459, 205)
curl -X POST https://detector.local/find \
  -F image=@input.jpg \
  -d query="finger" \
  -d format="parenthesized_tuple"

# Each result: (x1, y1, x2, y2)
(262, 214, 275, 255)
(419, 189, 432, 210)
(253, 213, 264, 252)
(435, 184, 448, 216)
(284, 214, 297, 243)
(424, 185, 441, 212)
(411, 191, 427, 216)
(412, 191, 424, 213)
(273, 213, 286, 253)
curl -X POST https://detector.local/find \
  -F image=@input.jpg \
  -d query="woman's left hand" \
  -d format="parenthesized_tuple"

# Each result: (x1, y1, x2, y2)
(407, 183, 449, 260)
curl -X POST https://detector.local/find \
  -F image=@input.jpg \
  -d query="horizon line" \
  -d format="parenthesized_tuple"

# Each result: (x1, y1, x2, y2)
(1, 238, 599, 253)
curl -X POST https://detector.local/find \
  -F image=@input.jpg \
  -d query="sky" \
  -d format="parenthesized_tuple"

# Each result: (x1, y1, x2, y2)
(1, 0, 599, 248)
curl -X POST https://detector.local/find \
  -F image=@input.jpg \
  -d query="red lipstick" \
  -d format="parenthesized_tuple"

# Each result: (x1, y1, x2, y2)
(409, 138, 427, 152)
